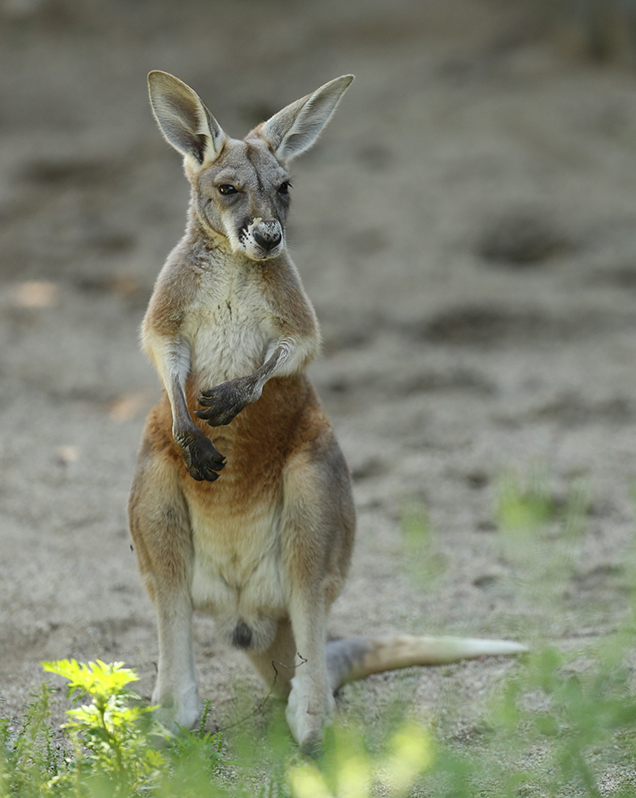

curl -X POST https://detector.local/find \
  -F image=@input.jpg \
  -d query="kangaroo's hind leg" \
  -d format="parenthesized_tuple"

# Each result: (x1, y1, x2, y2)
(277, 429, 356, 752)
(128, 435, 200, 730)
(245, 610, 333, 755)
(245, 617, 298, 699)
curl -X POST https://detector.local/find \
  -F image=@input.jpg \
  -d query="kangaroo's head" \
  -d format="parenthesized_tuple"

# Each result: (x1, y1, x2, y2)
(148, 71, 354, 261)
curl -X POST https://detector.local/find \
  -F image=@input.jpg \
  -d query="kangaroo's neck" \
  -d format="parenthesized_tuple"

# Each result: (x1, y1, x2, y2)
(172, 211, 291, 286)
(182, 209, 231, 262)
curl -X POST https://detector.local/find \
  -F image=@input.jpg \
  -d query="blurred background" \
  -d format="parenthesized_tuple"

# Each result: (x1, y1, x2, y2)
(3, 0, 636, 732)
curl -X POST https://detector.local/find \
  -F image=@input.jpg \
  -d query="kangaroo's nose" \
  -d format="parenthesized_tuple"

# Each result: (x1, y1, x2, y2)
(253, 228, 282, 252)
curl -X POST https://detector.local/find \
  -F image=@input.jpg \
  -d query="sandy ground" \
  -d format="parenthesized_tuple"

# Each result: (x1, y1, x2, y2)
(2, 0, 636, 758)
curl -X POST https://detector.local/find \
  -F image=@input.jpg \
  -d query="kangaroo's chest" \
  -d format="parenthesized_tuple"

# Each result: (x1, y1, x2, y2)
(183, 270, 271, 384)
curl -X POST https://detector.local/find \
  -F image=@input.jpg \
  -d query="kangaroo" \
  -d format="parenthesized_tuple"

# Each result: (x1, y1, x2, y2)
(128, 71, 526, 753)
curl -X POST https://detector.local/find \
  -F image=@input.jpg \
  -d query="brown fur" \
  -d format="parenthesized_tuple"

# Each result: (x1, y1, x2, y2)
(128, 71, 525, 753)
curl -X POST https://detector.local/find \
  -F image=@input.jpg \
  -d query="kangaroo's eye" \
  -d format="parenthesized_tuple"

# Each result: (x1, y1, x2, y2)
(218, 184, 237, 196)
(278, 181, 292, 195)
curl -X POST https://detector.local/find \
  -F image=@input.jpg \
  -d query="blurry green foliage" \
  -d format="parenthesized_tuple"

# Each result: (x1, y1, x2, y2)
(401, 503, 448, 590)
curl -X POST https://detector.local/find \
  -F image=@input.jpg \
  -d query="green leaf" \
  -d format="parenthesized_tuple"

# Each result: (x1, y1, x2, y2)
(42, 659, 139, 703)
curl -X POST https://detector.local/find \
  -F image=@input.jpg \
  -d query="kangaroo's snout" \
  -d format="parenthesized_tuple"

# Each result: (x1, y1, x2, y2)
(241, 217, 284, 260)
(253, 226, 282, 252)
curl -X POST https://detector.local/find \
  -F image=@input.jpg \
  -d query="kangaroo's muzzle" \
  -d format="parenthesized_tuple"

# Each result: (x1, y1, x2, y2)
(241, 217, 284, 260)
(253, 227, 282, 252)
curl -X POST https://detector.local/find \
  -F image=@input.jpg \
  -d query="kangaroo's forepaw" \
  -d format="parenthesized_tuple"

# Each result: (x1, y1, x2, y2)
(179, 429, 226, 481)
(195, 378, 255, 427)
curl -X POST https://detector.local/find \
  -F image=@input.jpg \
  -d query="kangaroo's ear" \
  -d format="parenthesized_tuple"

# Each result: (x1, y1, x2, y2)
(259, 75, 354, 164)
(148, 71, 226, 167)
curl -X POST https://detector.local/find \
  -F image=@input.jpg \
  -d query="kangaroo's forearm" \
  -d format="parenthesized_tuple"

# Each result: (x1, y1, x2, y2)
(145, 333, 226, 481)
(169, 372, 198, 445)
(251, 341, 292, 392)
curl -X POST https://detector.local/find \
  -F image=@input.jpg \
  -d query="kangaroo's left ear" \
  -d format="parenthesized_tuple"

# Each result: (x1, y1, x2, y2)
(258, 75, 354, 164)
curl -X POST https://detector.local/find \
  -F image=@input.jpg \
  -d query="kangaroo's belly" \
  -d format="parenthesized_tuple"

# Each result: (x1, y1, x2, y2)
(188, 497, 290, 651)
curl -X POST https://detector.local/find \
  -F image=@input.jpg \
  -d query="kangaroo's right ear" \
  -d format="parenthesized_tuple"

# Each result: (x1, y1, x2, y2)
(148, 71, 226, 167)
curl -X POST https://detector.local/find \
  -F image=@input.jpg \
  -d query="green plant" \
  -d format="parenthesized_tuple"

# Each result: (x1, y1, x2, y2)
(496, 469, 591, 633)
(35, 659, 223, 797)
(0, 683, 60, 798)
(41, 659, 172, 796)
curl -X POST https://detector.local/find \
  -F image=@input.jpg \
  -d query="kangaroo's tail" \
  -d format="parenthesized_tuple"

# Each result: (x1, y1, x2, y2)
(326, 634, 527, 692)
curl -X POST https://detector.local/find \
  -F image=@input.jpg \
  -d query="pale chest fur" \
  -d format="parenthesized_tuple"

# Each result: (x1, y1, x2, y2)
(181, 263, 273, 387)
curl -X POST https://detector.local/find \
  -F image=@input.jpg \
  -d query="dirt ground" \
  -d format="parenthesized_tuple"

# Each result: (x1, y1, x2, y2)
(3, 0, 636, 753)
